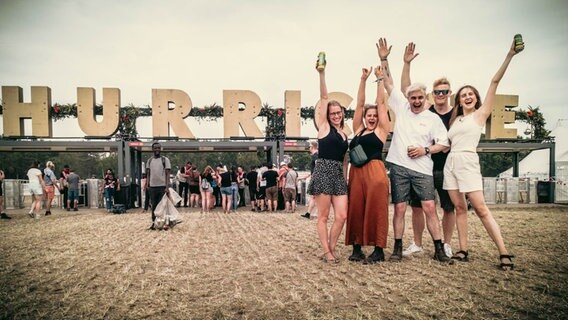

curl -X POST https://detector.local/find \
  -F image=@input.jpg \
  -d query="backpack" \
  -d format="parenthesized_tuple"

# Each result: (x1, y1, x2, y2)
(112, 204, 126, 214)
(201, 178, 210, 191)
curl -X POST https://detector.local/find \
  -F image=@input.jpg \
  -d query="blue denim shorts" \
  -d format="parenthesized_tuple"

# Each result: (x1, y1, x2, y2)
(220, 186, 232, 195)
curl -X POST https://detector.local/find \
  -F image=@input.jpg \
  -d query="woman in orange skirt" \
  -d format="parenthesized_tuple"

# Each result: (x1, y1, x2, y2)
(346, 62, 390, 263)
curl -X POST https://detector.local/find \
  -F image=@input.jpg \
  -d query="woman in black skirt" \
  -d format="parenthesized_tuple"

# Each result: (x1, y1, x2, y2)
(307, 54, 348, 263)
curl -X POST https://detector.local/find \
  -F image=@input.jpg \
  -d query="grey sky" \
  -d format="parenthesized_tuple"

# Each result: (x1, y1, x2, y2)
(1, 0, 567, 138)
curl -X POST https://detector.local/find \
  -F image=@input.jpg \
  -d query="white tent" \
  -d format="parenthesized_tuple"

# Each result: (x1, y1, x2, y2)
(499, 119, 568, 180)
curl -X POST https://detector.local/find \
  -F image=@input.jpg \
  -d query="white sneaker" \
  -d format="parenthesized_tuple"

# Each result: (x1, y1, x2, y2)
(444, 243, 453, 258)
(402, 243, 423, 257)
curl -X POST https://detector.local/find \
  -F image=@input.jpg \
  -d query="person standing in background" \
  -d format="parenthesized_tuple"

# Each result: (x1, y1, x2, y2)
(104, 169, 119, 213)
(0, 169, 11, 219)
(66, 168, 80, 211)
(59, 165, 70, 210)
(300, 141, 318, 219)
(145, 142, 171, 229)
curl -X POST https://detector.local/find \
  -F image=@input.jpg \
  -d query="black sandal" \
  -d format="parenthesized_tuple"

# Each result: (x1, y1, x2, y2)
(499, 254, 515, 270)
(451, 250, 469, 262)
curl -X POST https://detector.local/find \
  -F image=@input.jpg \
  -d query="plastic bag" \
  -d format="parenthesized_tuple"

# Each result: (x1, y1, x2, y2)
(168, 187, 182, 204)
(153, 193, 181, 230)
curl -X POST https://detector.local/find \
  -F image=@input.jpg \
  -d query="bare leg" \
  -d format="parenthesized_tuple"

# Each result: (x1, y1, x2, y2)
(328, 195, 347, 258)
(421, 200, 442, 240)
(410, 206, 425, 247)
(468, 191, 510, 255)
(315, 195, 335, 261)
(448, 190, 468, 252)
(393, 202, 407, 239)
(442, 209, 456, 245)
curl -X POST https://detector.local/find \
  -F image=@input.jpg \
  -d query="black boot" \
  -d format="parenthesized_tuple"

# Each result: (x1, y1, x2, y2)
(348, 244, 366, 262)
(389, 240, 403, 261)
(366, 247, 385, 264)
(433, 240, 451, 262)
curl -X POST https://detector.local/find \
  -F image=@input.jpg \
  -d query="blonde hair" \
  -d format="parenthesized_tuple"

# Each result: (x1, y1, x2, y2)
(46, 161, 54, 168)
(405, 83, 427, 97)
(432, 77, 451, 88)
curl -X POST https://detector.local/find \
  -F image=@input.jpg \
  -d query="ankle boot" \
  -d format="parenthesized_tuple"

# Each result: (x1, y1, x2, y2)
(433, 241, 451, 262)
(348, 244, 366, 262)
(389, 242, 403, 261)
(366, 247, 385, 264)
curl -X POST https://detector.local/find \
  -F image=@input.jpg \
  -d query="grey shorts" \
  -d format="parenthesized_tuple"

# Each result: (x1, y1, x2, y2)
(389, 163, 435, 204)
(410, 170, 455, 211)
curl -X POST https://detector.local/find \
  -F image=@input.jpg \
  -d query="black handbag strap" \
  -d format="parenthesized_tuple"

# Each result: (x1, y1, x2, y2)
(351, 127, 366, 146)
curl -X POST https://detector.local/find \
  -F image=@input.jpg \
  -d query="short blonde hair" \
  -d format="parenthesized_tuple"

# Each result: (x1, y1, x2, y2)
(46, 161, 54, 168)
(433, 77, 451, 88)
(405, 83, 427, 97)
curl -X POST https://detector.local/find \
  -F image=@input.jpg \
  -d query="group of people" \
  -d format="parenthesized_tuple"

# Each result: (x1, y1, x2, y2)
(308, 36, 522, 270)
(19, 161, 82, 218)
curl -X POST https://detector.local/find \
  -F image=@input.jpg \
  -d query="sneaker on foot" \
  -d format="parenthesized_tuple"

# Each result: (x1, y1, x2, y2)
(66, 208, 71, 212)
(0, 213, 12, 219)
(300, 212, 310, 219)
(402, 243, 423, 257)
(45, 211, 51, 216)
(73, 208, 78, 211)
(444, 243, 453, 258)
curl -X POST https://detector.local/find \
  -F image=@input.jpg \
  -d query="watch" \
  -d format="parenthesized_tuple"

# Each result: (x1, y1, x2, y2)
(424, 147, 430, 155)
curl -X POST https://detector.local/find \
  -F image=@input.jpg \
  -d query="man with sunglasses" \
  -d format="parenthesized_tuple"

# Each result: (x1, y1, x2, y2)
(401, 42, 456, 259)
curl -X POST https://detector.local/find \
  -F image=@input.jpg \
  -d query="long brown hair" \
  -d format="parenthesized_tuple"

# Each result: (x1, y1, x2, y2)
(450, 85, 482, 126)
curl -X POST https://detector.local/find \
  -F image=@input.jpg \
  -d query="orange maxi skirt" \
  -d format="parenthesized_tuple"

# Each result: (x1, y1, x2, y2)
(346, 159, 389, 247)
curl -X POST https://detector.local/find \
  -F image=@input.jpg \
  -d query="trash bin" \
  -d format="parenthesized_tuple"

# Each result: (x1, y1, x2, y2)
(3, 179, 24, 209)
(537, 181, 555, 203)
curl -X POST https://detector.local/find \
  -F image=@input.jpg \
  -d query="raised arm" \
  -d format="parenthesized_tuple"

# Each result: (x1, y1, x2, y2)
(401, 42, 419, 97)
(376, 38, 394, 95)
(353, 67, 373, 133)
(374, 66, 390, 136)
(317, 63, 329, 128)
(477, 38, 522, 122)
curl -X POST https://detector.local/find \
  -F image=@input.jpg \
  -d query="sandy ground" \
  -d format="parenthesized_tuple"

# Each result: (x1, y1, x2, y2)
(0, 204, 567, 320)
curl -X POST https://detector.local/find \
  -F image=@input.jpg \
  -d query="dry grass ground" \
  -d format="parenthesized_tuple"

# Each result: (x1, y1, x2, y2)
(0, 204, 567, 320)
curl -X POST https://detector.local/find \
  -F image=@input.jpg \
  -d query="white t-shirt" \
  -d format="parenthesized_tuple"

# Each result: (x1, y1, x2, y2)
(27, 168, 42, 187)
(385, 89, 450, 175)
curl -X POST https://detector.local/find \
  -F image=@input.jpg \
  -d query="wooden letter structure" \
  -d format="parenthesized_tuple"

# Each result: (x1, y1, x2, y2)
(2, 86, 52, 137)
(223, 90, 263, 138)
(77, 87, 120, 136)
(151, 89, 194, 138)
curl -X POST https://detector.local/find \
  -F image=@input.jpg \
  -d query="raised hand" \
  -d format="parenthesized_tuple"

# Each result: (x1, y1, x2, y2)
(376, 38, 392, 60)
(374, 65, 384, 80)
(361, 67, 373, 80)
(403, 42, 419, 63)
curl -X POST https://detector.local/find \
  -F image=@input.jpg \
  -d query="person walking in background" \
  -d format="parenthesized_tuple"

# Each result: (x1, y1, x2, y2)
(283, 161, 298, 213)
(307, 54, 348, 263)
(346, 63, 390, 264)
(27, 161, 45, 219)
(0, 169, 11, 219)
(211, 166, 221, 207)
(59, 164, 70, 210)
(230, 166, 239, 211)
(104, 169, 119, 213)
(256, 164, 268, 211)
(43, 161, 59, 216)
(300, 141, 318, 219)
(277, 162, 288, 210)
(401, 42, 456, 258)
(145, 142, 171, 229)
(188, 164, 201, 208)
(66, 168, 80, 211)
(377, 37, 451, 263)
(443, 38, 522, 270)
(262, 163, 279, 212)
(246, 166, 259, 211)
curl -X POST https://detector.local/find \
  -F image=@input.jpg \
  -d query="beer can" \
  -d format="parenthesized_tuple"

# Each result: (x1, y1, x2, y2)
(316, 52, 326, 71)
(514, 34, 524, 53)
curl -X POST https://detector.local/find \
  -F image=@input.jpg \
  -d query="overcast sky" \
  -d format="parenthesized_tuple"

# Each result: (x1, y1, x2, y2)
(0, 0, 567, 138)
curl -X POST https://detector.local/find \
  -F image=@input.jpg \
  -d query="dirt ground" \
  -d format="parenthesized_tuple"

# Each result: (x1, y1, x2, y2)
(0, 204, 566, 320)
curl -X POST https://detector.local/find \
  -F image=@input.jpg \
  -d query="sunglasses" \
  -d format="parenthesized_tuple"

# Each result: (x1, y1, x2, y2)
(433, 89, 450, 96)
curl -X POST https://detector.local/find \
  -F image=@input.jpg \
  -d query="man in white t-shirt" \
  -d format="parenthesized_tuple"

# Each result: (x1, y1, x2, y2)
(377, 37, 451, 262)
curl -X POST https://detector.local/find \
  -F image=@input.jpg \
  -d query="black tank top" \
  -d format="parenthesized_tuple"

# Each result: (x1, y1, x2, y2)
(429, 106, 451, 171)
(318, 126, 348, 162)
(349, 130, 384, 161)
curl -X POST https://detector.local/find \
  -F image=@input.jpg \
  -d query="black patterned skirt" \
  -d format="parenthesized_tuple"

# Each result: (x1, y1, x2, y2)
(307, 158, 348, 196)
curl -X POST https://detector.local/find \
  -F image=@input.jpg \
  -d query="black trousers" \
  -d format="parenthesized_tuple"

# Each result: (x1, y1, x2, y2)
(62, 186, 69, 209)
(149, 186, 166, 222)
(144, 189, 150, 210)
(178, 182, 189, 205)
